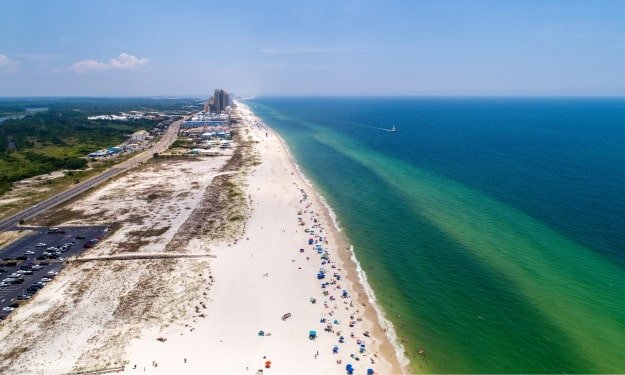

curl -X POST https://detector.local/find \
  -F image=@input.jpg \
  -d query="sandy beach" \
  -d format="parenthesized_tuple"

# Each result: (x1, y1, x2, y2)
(122, 103, 404, 374)
(0, 103, 405, 374)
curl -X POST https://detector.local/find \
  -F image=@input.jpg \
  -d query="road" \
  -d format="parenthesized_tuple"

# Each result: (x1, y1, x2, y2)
(0, 117, 184, 232)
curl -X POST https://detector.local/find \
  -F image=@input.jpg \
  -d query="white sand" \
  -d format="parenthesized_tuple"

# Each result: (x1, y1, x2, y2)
(0, 155, 232, 374)
(123, 104, 402, 374)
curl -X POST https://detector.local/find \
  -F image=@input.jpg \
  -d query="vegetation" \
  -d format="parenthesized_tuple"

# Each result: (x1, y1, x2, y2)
(0, 97, 203, 195)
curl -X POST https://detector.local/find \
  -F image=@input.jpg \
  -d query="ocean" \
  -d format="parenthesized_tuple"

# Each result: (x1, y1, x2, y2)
(247, 97, 625, 373)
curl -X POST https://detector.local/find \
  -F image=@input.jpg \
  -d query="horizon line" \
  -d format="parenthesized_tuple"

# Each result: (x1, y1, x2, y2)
(2, 94, 625, 99)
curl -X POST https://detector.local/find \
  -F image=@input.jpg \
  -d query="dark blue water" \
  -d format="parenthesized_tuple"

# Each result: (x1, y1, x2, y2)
(248, 97, 625, 373)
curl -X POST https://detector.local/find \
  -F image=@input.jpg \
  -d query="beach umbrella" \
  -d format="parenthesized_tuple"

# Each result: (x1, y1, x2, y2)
(265, 360, 271, 368)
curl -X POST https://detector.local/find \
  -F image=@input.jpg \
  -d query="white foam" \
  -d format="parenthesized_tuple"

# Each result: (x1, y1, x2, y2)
(348, 244, 411, 369)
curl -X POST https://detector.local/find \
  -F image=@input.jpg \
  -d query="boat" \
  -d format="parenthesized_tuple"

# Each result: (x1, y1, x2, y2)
(390, 125, 396, 132)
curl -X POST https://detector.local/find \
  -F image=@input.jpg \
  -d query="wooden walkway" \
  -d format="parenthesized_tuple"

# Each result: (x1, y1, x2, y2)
(70, 252, 216, 262)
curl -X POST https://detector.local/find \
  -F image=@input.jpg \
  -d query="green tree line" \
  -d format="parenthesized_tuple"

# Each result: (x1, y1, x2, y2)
(0, 98, 204, 195)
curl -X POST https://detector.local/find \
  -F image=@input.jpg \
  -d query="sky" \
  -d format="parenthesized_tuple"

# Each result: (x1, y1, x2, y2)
(1, 0, 625, 97)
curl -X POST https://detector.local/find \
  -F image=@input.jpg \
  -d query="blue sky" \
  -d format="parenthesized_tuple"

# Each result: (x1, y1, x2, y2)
(1, 0, 625, 96)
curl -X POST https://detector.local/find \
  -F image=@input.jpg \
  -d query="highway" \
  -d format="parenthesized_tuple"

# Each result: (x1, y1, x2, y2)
(0, 117, 183, 232)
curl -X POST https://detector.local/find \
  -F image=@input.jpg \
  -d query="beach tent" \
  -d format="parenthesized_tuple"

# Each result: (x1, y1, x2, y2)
(367, 369, 375, 375)
(333, 345, 339, 354)
(346, 364, 354, 374)
(258, 330, 265, 336)
(309, 330, 317, 340)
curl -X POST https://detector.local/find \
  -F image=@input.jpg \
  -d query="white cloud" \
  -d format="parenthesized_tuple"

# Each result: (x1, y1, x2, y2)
(0, 54, 19, 71)
(70, 59, 109, 73)
(260, 47, 365, 54)
(70, 52, 150, 74)
(109, 53, 150, 70)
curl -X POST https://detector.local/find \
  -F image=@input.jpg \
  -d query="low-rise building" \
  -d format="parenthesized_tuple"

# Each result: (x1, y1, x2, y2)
(131, 130, 149, 142)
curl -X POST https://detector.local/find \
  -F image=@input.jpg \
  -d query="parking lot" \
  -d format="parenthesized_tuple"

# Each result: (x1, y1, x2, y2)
(0, 225, 107, 320)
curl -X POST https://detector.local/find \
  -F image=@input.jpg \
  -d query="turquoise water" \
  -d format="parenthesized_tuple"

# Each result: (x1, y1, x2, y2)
(248, 97, 625, 373)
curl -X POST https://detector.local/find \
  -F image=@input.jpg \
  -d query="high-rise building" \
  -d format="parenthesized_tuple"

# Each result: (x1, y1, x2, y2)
(207, 97, 216, 113)
(213, 89, 231, 114)
(205, 89, 232, 114)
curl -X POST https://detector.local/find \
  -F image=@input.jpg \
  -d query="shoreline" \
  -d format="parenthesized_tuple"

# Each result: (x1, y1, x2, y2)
(241, 101, 408, 373)
(269, 117, 409, 372)
(116, 102, 406, 373)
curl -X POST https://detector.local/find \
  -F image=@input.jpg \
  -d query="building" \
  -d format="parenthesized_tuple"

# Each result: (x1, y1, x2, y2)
(204, 89, 232, 114)
(181, 113, 229, 128)
(131, 130, 149, 142)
